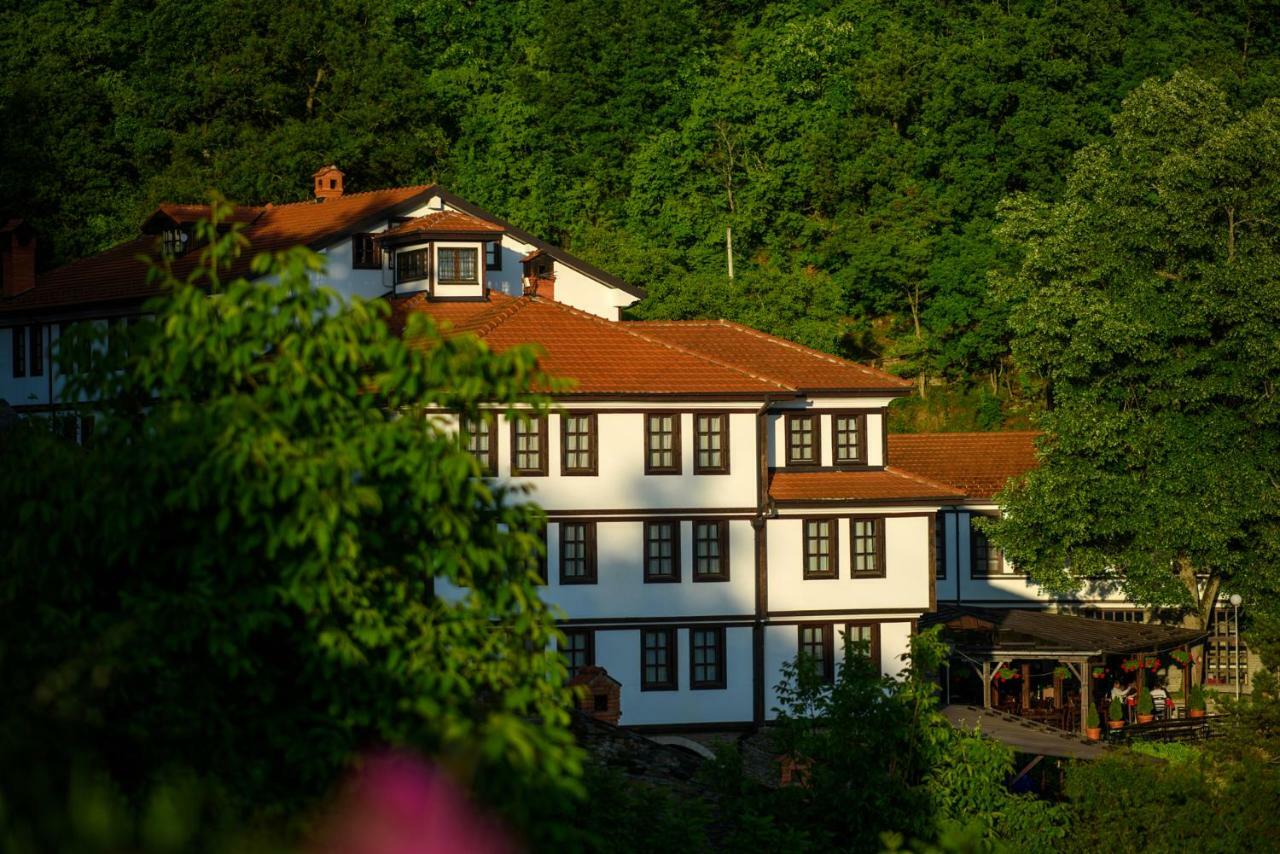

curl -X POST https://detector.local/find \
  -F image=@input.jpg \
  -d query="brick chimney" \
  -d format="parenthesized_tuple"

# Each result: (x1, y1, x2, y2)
(313, 165, 344, 201)
(567, 666, 621, 726)
(1, 220, 36, 299)
(521, 248, 556, 300)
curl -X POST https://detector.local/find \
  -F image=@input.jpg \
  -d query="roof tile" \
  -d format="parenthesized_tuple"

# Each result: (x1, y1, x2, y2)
(887, 432, 1040, 500)
(768, 469, 966, 503)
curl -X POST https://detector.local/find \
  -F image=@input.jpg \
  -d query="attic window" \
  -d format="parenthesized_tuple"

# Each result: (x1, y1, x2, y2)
(352, 233, 381, 270)
(162, 227, 189, 257)
(438, 247, 479, 284)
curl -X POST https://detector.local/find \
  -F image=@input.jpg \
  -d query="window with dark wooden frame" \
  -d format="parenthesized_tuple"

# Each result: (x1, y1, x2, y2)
(693, 412, 729, 474)
(560, 413, 597, 475)
(692, 520, 729, 581)
(11, 325, 25, 378)
(396, 247, 430, 283)
(485, 241, 502, 271)
(511, 415, 548, 476)
(644, 520, 681, 583)
(786, 413, 820, 466)
(641, 627, 677, 691)
(27, 324, 42, 377)
(559, 521, 597, 584)
(645, 413, 681, 474)
(560, 629, 594, 678)
(437, 247, 480, 284)
(464, 415, 497, 476)
(935, 517, 946, 579)
(970, 516, 1007, 576)
(832, 413, 866, 465)
(803, 518, 837, 579)
(798, 624, 834, 683)
(851, 517, 886, 577)
(842, 623, 880, 666)
(690, 626, 727, 689)
(352, 233, 382, 269)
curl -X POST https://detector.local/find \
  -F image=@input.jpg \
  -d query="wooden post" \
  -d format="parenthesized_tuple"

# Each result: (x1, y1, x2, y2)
(1082, 657, 1092, 735)
(1053, 666, 1064, 710)
(1137, 653, 1146, 694)
(982, 660, 991, 709)
(1021, 662, 1031, 712)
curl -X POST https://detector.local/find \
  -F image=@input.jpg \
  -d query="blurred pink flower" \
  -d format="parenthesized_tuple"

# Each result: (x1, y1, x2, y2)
(309, 752, 517, 854)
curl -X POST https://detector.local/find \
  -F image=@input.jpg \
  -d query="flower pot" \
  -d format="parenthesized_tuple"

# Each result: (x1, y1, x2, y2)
(1189, 708, 1205, 718)
(1137, 713, 1154, 724)
(1107, 719, 1125, 730)
(1086, 726, 1103, 741)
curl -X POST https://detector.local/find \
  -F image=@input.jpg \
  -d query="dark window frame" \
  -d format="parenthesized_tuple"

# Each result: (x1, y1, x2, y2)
(396, 247, 431, 284)
(644, 412, 682, 475)
(692, 412, 730, 474)
(510, 414, 549, 476)
(785, 412, 821, 467)
(831, 411, 868, 466)
(692, 519, 730, 582)
(352, 232, 383, 269)
(643, 519, 682, 583)
(689, 625, 727, 690)
(850, 516, 887, 578)
(969, 514, 1012, 577)
(11, 325, 25, 378)
(935, 515, 946, 579)
(485, 240, 502, 271)
(464, 414, 498, 476)
(802, 517, 838, 580)
(560, 412, 598, 476)
(842, 622, 881, 667)
(436, 246, 481, 284)
(641, 627, 678, 691)
(28, 323, 43, 377)
(798, 623, 835, 683)
(558, 521, 597, 585)
(560, 629, 595, 678)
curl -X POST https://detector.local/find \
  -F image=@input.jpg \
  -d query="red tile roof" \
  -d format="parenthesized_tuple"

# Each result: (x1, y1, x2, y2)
(631, 320, 910, 393)
(380, 210, 504, 240)
(1, 185, 436, 314)
(887, 432, 1040, 501)
(768, 469, 966, 503)
(390, 292, 791, 396)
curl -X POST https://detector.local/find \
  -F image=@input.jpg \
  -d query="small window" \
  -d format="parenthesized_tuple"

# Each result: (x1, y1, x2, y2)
(464, 415, 497, 476)
(559, 522, 597, 584)
(803, 519, 837, 579)
(645, 413, 681, 474)
(11, 325, 25, 378)
(843, 623, 880, 665)
(692, 520, 729, 581)
(353, 233, 382, 269)
(560, 629, 594, 678)
(641, 628, 677, 691)
(644, 521, 681, 583)
(561, 413, 597, 475)
(935, 516, 946, 580)
(786, 413, 820, 466)
(851, 517, 885, 577)
(693, 412, 729, 474)
(970, 517, 1006, 576)
(485, 241, 502, 271)
(27, 324, 42, 377)
(593, 694, 608, 712)
(437, 247, 480, 284)
(798, 624, 834, 683)
(162, 227, 189, 257)
(511, 415, 548, 476)
(690, 626, 727, 689)
(832, 413, 865, 465)
(396, 248, 430, 283)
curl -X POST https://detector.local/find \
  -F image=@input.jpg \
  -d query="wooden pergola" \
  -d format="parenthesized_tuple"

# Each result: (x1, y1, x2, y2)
(924, 606, 1208, 736)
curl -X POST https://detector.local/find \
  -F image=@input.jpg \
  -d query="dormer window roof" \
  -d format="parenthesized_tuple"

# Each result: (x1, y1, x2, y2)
(377, 210, 503, 246)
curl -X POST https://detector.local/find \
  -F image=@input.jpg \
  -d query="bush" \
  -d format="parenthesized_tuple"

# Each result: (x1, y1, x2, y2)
(1136, 687, 1153, 716)
(1189, 684, 1207, 712)
(1086, 703, 1100, 728)
(1109, 696, 1125, 722)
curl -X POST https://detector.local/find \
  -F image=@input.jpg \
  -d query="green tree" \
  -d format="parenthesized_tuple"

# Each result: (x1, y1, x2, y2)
(0, 204, 581, 831)
(989, 71, 1280, 633)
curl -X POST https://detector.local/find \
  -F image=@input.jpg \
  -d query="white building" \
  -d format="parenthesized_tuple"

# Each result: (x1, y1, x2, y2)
(5, 167, 1221, 730)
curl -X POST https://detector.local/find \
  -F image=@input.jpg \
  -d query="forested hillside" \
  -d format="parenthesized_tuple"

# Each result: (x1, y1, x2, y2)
(3, 0, 1277, 428)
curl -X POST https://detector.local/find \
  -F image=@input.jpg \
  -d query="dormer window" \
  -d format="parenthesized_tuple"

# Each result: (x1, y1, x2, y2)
(396, 248, 430, 284)
(437, 247, 479, 284)
(162, 227, 189, 257)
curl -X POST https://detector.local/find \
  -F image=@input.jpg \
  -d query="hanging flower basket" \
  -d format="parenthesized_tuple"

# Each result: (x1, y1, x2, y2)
(1170, 650, 1192, 668)
(1053, 665, 1074, 680)
(993, 666, 1020, 683)
(1091, 666, 1108, 679)
(1145, 657, 1162, 671)
(1121, 658, 1142, 673)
